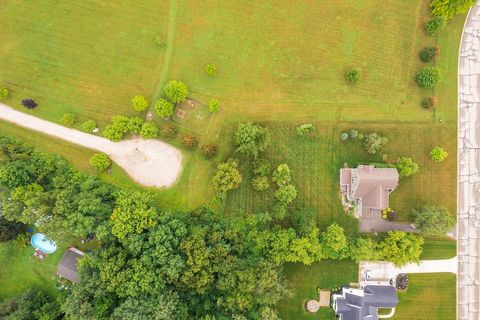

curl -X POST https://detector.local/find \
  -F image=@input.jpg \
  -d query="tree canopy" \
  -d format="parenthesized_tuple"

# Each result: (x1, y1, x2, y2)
(412, 206, 455, 235)
(234, 123, 271, 158)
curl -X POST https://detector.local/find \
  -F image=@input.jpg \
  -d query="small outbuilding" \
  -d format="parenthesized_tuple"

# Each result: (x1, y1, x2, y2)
(56, 247, 85, 283)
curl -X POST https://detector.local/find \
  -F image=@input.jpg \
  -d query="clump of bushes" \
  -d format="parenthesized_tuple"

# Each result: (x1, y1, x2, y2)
(182, 133, 198, 149)
(419, 47, 439, 62)
(208, 99, 220, 113)
(81, 119, 97, 132)
(416, 67, 442, 88)
(131, 95, 149, 112)
(271, 164, 297, 219)
(140, 122, 158, 139)
(251, 158, 271, 192)
(421, 96, 437, 109)
(155, 99, 175, 118)
(345, 68, 360, 84)
(161, 125, 177, 138)
(163, 80, 188, 104)
(430, 0, 474, 20)
(89, 153, 112, 172)
(60, 113, 77, 127)
(430, 146, 448, 162)
(205, 63, 217, 77)
(296, 124, 316, 136)
(201, 144, 217, 158)
(425, 15, 446, 36)
(363, 133, 387, 154)
(103, 116, 144, 141)
(0, 88, 9, 99)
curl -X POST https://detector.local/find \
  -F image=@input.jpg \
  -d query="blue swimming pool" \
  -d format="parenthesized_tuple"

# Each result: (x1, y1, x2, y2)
(30, 233, 57, 254)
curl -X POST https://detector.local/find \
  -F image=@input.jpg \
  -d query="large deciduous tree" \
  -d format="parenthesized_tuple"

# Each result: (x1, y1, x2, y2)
(380, 231, 424, 266)
(412, 206, 455, 236)
(234, 123, 271, 158)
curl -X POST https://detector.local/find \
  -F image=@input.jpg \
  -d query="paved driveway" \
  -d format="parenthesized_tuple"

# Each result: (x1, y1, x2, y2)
(458, 3, 480, 319)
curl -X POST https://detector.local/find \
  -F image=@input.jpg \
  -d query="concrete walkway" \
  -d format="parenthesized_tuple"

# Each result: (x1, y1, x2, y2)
(0, 103, 182, 188)
(458, 3, 480, 319)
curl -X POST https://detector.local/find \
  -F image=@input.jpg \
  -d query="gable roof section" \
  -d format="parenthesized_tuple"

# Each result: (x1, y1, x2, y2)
(56, 247, 85, 283)
(353, 166, 398, 211)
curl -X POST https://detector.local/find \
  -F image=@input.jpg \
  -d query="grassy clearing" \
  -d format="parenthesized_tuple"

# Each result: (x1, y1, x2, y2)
(394, 273, 456, 319)
(277, 261, 358, 320)
(421, 239, 457, 260)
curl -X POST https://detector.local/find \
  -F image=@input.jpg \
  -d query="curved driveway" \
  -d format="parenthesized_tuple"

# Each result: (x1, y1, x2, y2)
(458, 3, 480, 319)
(0, 103, 182, 188)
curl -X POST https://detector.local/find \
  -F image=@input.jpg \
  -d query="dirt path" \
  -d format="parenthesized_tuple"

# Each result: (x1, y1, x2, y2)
(0, 103, 182, 188)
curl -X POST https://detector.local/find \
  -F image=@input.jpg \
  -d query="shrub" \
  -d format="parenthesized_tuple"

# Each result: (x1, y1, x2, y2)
(161, 125, 177, 139)
(345, 68, 360, 84)
(272, 164, 292, 187)
(396, 157, 419, 177)
(208, 99, 220, 113)
(296, 124, 316, 136)
(89, 153, 111, 172)
(419, 47, 439, 62)
(205, 63, 217, 77)
(431, 0, 475, 20)
(182, 134, 198, 149)
(416, 67, 442, 88)
(81, 119, 97, 132)
(155, 99, 175, 118)
(340, 132, 349, 141)
(60, 113, 77, 127)
(234, 123, 271, 158)
(252, 158, 271, 176)
(349, 129, 358, 139)
(363, 133, 387, 154)
(430, 146, 448, 162)
(201, 144, 217, 158)
(425, 15, 446, 36)
(21, 99, 37, 109)
(213, 159, 242, 194)
(251, 176, 270, 191)
(103, 116, 144, 141)
(421, 96, 437, 109)
(0, 88, 9, 99)
(131, 95, 149, 112)
(412, 206, 455, 235)
(140, 122, 159, 139)
(163, 80, 188, 104)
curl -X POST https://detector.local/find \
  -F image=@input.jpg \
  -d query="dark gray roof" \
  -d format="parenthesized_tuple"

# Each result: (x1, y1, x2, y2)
(335, 285, 398, 320)
(56, 247, 85, 283)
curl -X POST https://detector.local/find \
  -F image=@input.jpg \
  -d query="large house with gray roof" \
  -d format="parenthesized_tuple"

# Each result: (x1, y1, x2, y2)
(331, 285, 399, 320)
(340, 165, 399, 218)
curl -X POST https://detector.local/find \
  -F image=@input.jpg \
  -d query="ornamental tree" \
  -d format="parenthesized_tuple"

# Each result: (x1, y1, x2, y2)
(425, 15, 446, 36)
(140, 122, 159, 139)
(274, 184, 297, 205)
(321, 223, 348, 260)
(234, 122, 271, 158)
(412, 206, 455, 235)
(131, 95, 149, 112)
(416, 67, 442, 88)
(89, 153, 112, 172)
(208, 99, 220, 113)
(380, 231, 424, 267)
(396, 157, 419, 177)
(163, 80, 188, 104)
(81, 119, 97, 132)
(272, 164, 292, 187)
(212, 159, 242, 194)
(155, 99, 175, 118)
(362, 133, 387, 154)
(60, 113, 77, 127)
(430, 146, 448, 162)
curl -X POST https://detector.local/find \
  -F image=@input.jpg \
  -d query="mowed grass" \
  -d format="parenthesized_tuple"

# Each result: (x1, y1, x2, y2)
(394, 273, 456, 320)
(421, 239, 457, 260)
(277, 261, 358, 320)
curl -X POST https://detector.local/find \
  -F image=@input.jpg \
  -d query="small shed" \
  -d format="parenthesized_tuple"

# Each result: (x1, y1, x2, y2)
(56, 247, 85, 283)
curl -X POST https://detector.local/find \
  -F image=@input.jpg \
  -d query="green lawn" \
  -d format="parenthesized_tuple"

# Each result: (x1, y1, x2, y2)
(394, 273, 456, 320)
(421, 239, 457, 260)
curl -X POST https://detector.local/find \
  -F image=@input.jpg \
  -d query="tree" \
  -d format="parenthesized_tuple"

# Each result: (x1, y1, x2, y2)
(163, 80, 188, 104)
(208, 99, 220, 113)
(416, 67, 442, 88)
(251, 176, 270, 191)
(419, 47, 439, 62)
(274, 184, 297, 205)
(430, 146, 448, 162)
(252, 158, 271, 177)
(103, 116, 145, 141)
(0, 87, 9, 99)
(321, 223, 347, 260)
(0, 216, 25, 242)
(182, 134, 198, 149)
(350, 237, 380, 262)
(296, 124, 316, 136)
(362, 133, 387, 154)
(89, 153, 112, 172)
(60, 113, 77, 127)
(272, 164, 291, 187)
(340, 132, 349, 141)
(161, 125, 177, 138)
(345, 68, 360, 84)
(396, 157, 419, 177)
(234, 123, 271, 158)
(291, 207, 316, 236)
(155, 99, 175, 118)
(21, 99, 37, 109)
(0, 289, 62, 320)
(131, 95, 149, 112)
(140, 122, 158, 139)
(425, 15, 446, 36)
(349, 129, 358, 139)
(412, 206, 455, 235)
(380, 231, 424, 266)
(110, 190, 159, 239)
(1, 183, 51, 225)
(421, 96, 437, 109)
(201, 144, 217, 158)
(81, 119, 97, 132)
(205, 63, 217, 77)
(212, 159, 242, 194)
(431, 0, 475, 20)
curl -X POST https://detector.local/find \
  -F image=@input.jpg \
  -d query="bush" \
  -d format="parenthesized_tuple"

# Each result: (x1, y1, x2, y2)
(340, 132, 349, 141)
(296, 124, 316, 136)
(252, 158, 271, 176)
(81, 119, 97, 132)
(251, 176, 270, 191)
(60, 113, 77, 127)
(272, 164, 292, 187)
(131, 95, 149, 112)
(201, 144, 217, 158)
(182, 134, 198, 149)
(89, 153, 112, 172)
(421, 96, 437, 109)
(425, 15, 446, 36)
(349, 129, 358, 139)
(155, 99, 175, 118)
(363, 133, 387, 154)
(396, 157, 419, 177)
(416, 67, 442, 88)
(163, 80, 188, 104)
(430, 146, 448, 162)
(0, 88, 9, 99)
(431, 0, 475, 20)
(419, 47, 439, 62)
(140, 122, 159, 139)
(208, 99, 220, 113)
(412, 206, 455, 235)
(21, 99, 37, 109)
(205, 63, 217, 77)
(161, 125, 177, 138)
(345, 68, 360, 84)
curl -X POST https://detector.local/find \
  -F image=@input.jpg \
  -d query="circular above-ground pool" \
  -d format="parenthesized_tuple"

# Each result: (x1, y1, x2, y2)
(31, 233, 57, 254)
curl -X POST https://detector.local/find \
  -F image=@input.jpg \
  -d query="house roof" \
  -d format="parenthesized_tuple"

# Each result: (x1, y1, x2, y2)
(56, 247, 85, 283)
(335, 285, 399, 320)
